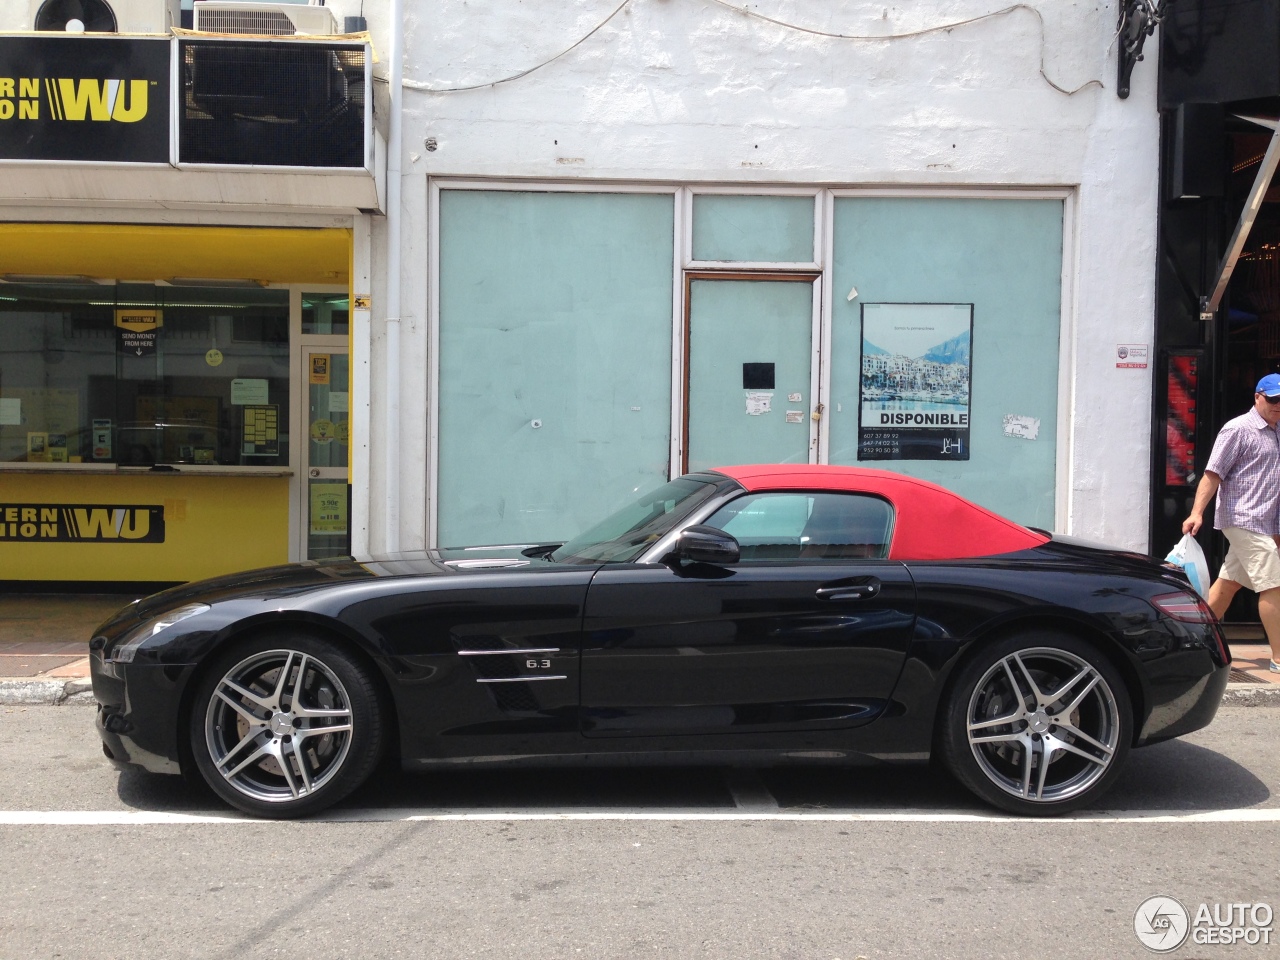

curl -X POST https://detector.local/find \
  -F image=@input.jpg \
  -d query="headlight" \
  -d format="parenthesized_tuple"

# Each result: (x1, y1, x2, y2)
(109, 603, 210, 664)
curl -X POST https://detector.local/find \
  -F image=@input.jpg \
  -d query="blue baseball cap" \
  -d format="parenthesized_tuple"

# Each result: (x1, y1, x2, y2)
(1259, 374, 1280, 397)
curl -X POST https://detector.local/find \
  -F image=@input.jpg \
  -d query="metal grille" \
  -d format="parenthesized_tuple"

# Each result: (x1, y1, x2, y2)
(179, 40, 366, 168)
(194, 10, 297, 35)
(1229, 668, 1263, 683)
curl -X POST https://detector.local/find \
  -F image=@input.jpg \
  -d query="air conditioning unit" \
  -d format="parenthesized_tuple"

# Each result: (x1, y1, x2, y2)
(29, 0, 179, 33)
(193, 0, 339, 36)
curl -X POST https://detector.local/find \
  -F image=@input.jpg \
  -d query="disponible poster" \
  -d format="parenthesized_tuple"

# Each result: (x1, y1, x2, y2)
(858, 303, 972, 461)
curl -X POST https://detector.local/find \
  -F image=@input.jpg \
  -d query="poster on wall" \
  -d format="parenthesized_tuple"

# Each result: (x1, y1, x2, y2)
(858, 302, 972, 461)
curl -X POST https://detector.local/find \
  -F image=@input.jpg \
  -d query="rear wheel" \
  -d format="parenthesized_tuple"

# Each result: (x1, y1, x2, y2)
(939, 632, 1132, 815)
(189, 634, 385, 818)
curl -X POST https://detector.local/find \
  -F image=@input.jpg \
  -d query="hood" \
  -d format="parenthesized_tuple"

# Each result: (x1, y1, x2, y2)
(103, 543, 557, 633)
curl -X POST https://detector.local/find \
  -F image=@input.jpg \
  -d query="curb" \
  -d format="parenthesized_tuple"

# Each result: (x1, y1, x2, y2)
(1220, 683, 1280, 707)
(0, 678, 94, 706)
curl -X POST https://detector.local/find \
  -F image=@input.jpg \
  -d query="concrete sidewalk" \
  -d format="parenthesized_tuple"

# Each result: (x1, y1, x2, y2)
(1, 592, 1278, 706)
(0, 593, 139, 705)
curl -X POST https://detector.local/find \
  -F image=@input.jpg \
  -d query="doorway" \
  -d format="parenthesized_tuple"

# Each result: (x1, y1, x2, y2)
(683, 272, 820, 473)
(296, 292, 351, 560)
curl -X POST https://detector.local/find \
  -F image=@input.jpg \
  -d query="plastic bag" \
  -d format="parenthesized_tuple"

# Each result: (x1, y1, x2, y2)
(1165, 533, 1210, 598)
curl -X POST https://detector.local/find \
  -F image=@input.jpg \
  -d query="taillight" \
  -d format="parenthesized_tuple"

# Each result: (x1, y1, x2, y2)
(1151, 591, 1214, 623)
(1152, 592, 1232, 663)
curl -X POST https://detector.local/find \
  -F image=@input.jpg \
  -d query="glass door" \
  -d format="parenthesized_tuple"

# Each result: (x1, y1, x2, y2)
(684, 274, 819, 473)
(298, 291, 351, 560)
(303, 347, 349, 559)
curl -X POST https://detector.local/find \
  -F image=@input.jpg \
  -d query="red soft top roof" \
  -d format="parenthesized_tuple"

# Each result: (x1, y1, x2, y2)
(711, 464, 1049, 561)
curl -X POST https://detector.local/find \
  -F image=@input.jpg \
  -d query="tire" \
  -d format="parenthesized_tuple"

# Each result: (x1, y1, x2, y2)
(189, 633, 385, 818)
(938, 632, 1132, 816)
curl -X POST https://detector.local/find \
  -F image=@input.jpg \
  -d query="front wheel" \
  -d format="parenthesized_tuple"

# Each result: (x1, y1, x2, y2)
(189, 634, 385, 818)
(939, 633, 1132, 816)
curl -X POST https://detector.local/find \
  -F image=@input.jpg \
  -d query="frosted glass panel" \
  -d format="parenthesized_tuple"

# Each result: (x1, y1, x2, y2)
(438, 191, 675, 546)
(829, 198, 1063, 530)
(692, 195, 814, 263)
(687, 279, 812, 472)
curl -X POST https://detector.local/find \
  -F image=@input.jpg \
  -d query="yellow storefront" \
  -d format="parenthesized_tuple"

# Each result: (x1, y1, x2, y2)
(0, 223, 352, 585)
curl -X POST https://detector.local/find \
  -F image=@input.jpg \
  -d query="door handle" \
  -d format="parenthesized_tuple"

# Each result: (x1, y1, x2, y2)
(815, 579, 880, 601)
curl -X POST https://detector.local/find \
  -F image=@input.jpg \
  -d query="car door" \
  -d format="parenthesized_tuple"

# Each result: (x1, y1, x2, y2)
(580, 490, 916, 737)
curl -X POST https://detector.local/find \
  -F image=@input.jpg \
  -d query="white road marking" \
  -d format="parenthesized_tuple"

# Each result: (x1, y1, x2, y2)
(2, 807, 1280, 826)
(723, 769, 780, 811)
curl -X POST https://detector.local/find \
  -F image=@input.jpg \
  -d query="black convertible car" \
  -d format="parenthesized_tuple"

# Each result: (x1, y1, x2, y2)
(90, 465, 1229, 818)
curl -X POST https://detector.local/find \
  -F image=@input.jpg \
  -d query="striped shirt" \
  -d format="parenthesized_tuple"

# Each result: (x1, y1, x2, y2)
(1205, 407, 1280, 535)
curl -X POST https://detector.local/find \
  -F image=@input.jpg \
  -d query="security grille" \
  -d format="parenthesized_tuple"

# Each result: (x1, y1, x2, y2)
(179, 39, 366, 168)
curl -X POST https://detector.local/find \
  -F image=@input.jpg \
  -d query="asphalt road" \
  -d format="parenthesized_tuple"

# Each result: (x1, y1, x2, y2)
(0, 703, 1277, 960)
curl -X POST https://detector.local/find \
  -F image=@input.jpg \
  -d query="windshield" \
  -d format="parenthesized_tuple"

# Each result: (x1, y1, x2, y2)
(550, 477, 721, 564)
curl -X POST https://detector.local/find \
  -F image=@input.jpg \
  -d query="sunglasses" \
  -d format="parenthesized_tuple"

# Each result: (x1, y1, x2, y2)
(1263, 394, 1280, 405)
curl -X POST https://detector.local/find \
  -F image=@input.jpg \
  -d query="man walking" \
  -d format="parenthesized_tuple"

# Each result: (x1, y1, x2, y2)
(1183, 373, 1280, 672)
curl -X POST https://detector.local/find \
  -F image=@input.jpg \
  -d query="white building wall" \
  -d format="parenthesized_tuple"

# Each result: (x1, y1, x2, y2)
(358, 0, 1159, 553)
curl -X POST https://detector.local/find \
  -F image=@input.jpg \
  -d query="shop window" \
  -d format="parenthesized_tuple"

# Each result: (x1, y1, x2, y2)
(0, 283, 290, 468)
(302, 293, 349, 336)
(437, 190, 675, 546)
(692, 194, 814, 263)
(828, 197, 1063, 530)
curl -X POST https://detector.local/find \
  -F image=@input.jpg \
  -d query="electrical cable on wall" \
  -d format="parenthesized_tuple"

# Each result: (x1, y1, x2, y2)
(704, 0, 1102, 96)
(402, 0, 632, 92)
(399, 0, 1104, 97)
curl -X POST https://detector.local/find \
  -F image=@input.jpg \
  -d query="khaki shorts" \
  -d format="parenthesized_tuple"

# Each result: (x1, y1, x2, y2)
(1220, 527, 1280, 593)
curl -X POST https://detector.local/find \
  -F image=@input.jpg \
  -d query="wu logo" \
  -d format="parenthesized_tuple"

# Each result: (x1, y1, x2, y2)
(0, 504, 165, 543)
(0, 77, 151, 122)
(45, 78, 150, 122)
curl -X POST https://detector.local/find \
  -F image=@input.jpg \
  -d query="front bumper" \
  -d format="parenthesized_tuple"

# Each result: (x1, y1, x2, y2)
(91, 651, 194, 775)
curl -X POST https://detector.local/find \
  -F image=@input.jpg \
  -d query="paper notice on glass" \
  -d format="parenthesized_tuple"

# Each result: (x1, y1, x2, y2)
(745, 392, 773, 416)
(1002, 414, 1040, 440)
(329, 391, 349, 414)
(785, 410, 804, 423)
(230, 378, 269, 405)
(0, 398, 19, 425)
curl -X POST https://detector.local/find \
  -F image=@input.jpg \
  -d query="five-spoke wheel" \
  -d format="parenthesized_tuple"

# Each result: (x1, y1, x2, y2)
(190, 634, 384, 817)
(940, 633, 1131, 815)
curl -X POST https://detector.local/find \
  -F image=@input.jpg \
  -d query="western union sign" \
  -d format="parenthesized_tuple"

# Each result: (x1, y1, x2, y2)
(114, 308, 162, 332)
(0, 36, 168, 162)
(115, 308, 162, 354)
(0, 504, 165, 543)
(39, 78, 151, 123)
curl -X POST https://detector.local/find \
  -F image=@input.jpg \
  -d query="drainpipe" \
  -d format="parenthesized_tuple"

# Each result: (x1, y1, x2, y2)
(383, 0, 404, 553)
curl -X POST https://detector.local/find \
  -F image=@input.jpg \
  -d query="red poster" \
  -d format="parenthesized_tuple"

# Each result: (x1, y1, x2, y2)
(1166, 354, 1198, 486)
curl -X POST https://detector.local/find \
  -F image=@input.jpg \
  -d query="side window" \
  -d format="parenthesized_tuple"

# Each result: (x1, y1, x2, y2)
(705, 492, 894, 561)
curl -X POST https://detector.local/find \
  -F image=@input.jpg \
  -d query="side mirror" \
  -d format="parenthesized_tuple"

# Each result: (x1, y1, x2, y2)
(671, 524, 740, 565)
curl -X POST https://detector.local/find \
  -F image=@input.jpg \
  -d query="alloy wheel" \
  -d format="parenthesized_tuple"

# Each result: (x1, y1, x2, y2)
(203, 648, 355, 804)
(965, 646, 1121, 804)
